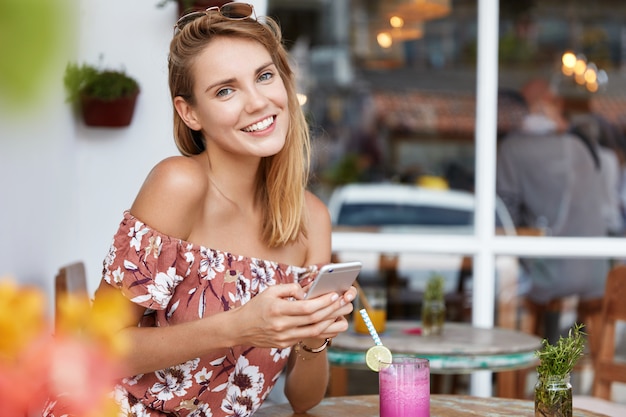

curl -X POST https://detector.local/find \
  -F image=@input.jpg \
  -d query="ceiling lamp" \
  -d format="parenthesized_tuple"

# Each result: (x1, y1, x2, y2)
(384, 0, 452, 23)
(376, 15, 424, 48)
(377, 32, 394, 48)
(559, 50, 608, 94)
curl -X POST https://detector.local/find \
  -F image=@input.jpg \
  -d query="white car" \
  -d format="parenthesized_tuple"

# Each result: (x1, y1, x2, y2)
(327, 183, 518, 306)
(327, 182, 516, 234)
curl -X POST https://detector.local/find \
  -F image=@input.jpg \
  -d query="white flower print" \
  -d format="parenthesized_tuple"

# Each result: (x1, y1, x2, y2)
(222, 390, 259, 417)
(184, 244, 195, 276)
(103, 243, 119, 285)
(199, 248, 226, 281)
(124, 259, 139, 271)
(103, 241, 117, 270)
(220, 355, 264, 416)
(128, 220, 150, 251)
(145, 235, 162, 258)
(232, 276, 252, 305)
(146, 266, 184, 309)
(269, 347, 291, 363)
(150, 359, 199, 402)
(249, 260, 276, 292)
(188, 402, 213, 417)
(194, 367, 213, 385)
(167, 299, 180, 320)
(122, 374, 144, 386)
(114, 385, 152, 416)
(110, 266, 124, 285)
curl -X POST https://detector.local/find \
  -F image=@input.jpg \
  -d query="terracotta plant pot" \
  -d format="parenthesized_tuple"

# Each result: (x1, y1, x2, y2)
(80, 91, 139, 127)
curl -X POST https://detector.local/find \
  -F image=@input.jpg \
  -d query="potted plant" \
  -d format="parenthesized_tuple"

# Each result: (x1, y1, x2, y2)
(156, 0, 230, 17)
(64, 61, 140, 127)
(534, 323, 586, 417)
(421, 273, 446, 336)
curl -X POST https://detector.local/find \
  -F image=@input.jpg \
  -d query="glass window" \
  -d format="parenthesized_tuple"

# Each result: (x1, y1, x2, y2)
(267, 0, 626, 327)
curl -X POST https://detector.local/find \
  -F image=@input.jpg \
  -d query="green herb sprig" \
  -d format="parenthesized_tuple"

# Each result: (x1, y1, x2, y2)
(424, 273, 445, 302)
(535, 323, 586, 377)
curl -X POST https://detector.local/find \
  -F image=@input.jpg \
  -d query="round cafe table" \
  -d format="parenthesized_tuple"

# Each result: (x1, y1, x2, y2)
(329, 321, 541, 373)
(327, 320, 542, 397)
(253, 395, 610, 417)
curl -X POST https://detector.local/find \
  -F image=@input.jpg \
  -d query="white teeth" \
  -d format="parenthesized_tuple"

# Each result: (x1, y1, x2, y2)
(243, 116, 274, 132)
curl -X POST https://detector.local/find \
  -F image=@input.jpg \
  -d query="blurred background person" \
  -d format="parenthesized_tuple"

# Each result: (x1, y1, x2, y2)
(496, 78, 610, 343)
(570, 113, 624, 236)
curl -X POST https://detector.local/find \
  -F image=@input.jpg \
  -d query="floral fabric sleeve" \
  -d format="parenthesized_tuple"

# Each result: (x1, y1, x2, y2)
(101, 211, 190, 310)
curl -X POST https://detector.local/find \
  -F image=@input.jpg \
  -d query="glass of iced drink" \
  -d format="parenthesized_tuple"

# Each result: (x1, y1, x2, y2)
(379, 356, 430, 417)
(354, 286, 387, 334)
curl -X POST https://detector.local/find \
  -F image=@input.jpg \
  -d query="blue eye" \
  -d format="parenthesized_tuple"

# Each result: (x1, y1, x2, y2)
(217, 87, 234, 97)
(258, 72, 273, 82)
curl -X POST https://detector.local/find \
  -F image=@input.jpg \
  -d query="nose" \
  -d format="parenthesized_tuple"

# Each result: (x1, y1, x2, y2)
(244, 85, 269, 113)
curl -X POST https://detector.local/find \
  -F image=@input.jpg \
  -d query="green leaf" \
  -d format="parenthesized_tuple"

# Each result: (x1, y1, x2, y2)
(535, 323, 586, 377)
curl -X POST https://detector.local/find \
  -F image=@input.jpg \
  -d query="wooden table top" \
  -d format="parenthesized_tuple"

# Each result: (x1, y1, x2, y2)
(253, 395, 610, 417)
(329, 321, 542, 374)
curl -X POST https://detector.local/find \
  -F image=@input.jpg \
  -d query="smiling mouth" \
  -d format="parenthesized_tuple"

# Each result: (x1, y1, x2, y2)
(242, 116, 275, 132)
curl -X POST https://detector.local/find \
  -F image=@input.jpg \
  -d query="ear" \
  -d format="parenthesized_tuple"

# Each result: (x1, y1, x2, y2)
(174, 96, 202, 131)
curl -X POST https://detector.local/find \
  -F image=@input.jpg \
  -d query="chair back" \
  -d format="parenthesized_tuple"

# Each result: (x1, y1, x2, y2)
(592, 264, 626, 399)
(54, 261, 89, 332)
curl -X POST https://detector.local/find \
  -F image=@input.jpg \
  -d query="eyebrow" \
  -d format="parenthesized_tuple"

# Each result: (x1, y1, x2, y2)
(205, 61, 275, 93)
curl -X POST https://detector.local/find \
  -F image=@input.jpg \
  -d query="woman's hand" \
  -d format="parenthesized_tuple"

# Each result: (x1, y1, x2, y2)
(228, 283, 355, 349)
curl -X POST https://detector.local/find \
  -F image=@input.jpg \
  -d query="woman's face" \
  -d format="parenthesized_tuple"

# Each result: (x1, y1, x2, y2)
(179, 36, 289, 160)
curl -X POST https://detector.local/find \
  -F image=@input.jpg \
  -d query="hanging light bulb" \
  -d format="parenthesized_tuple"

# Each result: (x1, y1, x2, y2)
(375, 15, 423, 44)
(561, 51, 577, 69)
(377, 32, 393, 48)
(389, 15, 404, 28)
(583, 62, 598, 85)
(561, 51, 576, 76)
(573, 54, 587, 77)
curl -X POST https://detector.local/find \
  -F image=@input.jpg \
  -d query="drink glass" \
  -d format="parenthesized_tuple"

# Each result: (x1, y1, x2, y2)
(353, 286, 387, 334)
(379, 357, 430, 417)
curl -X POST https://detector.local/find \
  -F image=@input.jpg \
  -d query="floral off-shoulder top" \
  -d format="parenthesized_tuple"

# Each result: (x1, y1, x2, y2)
(104, 211, 320, 417)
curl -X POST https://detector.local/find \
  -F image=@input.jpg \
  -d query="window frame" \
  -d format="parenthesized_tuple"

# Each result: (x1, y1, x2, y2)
(330, 0, 626, 396)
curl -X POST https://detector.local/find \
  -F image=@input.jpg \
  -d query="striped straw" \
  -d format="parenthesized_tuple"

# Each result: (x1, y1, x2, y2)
(359, 308, 383, 346)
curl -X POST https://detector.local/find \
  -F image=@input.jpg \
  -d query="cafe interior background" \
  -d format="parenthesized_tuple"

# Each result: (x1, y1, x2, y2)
(2, 0, 626, 399)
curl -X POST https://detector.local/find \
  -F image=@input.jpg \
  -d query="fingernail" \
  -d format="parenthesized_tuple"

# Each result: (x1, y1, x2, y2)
(331, 293, 339, 302)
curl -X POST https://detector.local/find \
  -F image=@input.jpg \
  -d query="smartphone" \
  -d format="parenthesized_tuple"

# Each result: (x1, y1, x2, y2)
(304, 261, 362, 299)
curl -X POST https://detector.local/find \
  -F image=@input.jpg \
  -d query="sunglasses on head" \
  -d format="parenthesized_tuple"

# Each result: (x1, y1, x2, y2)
(174, 2, 256, 35)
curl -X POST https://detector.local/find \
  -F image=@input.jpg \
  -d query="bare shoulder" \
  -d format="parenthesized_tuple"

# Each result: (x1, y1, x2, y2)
(130, 155, 207, 239)
(303, 190, 332, 264)
(305, 191, 331, 225)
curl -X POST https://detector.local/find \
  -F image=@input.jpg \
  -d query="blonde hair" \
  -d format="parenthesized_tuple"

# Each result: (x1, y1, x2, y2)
(168, 13, 310, 248)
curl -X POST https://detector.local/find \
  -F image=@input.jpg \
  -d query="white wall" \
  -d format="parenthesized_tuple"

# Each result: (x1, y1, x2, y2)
(0, 0, 265, 304)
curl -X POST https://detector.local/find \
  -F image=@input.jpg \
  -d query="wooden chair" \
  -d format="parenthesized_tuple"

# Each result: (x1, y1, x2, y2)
(522, 296, 603, 361)
(503, 292, 604, 400)
(591, 265, 626, 398)
(54, 261, 89, 332)
(573, 265, 626, 416)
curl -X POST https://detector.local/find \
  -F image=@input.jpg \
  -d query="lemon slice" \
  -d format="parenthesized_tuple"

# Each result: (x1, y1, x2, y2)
(365, 345, 392, 372)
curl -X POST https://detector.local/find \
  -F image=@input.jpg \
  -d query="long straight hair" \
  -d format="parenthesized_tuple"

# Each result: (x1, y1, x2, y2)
(168, 14, 310, 247)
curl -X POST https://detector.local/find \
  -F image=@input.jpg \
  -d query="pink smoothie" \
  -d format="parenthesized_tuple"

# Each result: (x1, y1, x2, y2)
(379, 358, 430, 417)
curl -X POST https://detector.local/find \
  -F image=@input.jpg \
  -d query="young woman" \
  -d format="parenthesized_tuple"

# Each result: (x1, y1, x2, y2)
(48, 3, 356, 416)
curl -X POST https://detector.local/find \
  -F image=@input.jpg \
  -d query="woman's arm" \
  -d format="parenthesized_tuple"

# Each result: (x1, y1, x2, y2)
(95, 278, 349, 378)
(283, 192, 356, 413)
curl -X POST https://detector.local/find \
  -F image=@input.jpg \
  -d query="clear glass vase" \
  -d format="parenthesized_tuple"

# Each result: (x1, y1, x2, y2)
(534, 373, 573, 417)
(421, 299, 446, 336)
